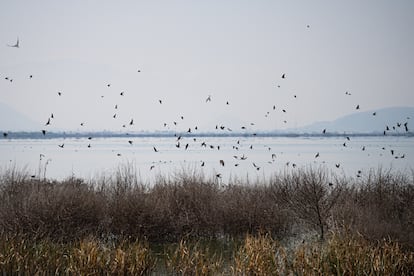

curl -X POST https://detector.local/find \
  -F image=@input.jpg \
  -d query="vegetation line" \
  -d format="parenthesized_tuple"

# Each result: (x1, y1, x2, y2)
(0, 165, 413, 273)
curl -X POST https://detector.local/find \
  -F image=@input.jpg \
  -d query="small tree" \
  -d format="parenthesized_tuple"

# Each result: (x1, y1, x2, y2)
(277, 167, 343, 240)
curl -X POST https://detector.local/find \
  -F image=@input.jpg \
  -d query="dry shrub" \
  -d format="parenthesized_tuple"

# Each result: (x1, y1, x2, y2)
(220, 183, 291, 239)
(1, 165, 414, 252)
(274, 167, 344, 240)
(0, 176, 105, 241)
(332, 168, 414, 250)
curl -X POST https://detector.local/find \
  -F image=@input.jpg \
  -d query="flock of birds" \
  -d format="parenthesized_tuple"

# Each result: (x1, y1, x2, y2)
(1, 36, 412, 179)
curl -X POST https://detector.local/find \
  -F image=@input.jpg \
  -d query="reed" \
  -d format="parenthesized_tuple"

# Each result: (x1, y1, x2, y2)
(165, 239, 223, 275)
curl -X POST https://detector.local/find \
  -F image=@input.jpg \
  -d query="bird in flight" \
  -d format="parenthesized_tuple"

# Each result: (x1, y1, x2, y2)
(7, 37, 19, 48)
(206, 95, 212, 102)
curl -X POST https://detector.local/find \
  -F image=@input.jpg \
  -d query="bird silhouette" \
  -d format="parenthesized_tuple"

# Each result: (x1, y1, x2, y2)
(356, 105, 360, 110)
(322, 129, 326, 134)
(58, 92, 62, 96)
(42, 130, 46, 135)
(206, 95, 212, 102)
(153, 146, 158, 152)
(220, 160, 225, 166)
(58, 144, 64, 148)
(3, 132, 8, 138)
(315, 152, 320, 158)
(7, 37, 19, 48)
(129, 119, 134, 125)
(281, 73, 286, 79)
(128, 140, 133, 145)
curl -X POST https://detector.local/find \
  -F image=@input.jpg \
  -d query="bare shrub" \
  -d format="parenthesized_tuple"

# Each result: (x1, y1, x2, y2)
(0, 177, 105, 241)
(275, 167, 344, 240)
(332, 168, 414, 250)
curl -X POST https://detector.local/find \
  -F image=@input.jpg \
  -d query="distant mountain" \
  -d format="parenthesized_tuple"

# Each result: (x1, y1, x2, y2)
(292, 106, 414, 134)
(0, 102, 41, 131)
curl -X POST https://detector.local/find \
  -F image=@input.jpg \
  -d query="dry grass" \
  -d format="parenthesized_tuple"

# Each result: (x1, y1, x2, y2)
(0, 231, 413, 274)
(165, 239, 223, 275)
(0, 235, 155, 275)
(290, 230, 414, 275)
(232, 233, 287, 275)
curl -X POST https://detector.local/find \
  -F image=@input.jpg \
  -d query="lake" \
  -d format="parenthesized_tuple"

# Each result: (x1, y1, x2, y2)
(1, 136, 413, 182)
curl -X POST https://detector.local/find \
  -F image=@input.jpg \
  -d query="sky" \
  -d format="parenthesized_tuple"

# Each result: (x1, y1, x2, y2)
(1, 0, 413, 132)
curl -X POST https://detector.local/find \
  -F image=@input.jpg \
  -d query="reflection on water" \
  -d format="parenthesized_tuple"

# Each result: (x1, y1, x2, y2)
(1, 136, 413, 181)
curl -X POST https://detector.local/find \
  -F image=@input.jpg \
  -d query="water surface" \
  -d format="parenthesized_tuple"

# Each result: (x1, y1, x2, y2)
(1, 136, 413, 181)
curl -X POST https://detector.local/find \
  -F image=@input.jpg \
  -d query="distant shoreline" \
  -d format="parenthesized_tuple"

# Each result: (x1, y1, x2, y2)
(1, 131, 413, 139)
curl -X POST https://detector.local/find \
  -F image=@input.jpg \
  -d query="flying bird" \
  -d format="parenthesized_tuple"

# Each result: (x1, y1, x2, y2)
(153, 146, 158, 152)
(356, 105, 360, 110)
(281, 73, 286, 79)
(7, 37, 19, 48)
(315, 152, 320, 158)
(220, 160, 225, 166)
(206, 95, 212, 102)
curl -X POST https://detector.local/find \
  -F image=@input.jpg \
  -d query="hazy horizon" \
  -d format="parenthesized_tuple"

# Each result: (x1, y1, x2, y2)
(1, 1, 414, 133)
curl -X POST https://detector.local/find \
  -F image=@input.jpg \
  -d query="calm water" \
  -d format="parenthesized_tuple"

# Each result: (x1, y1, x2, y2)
(1, 136, 413, 181)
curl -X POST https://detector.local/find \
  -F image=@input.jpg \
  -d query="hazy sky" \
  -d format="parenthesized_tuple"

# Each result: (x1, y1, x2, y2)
(1, 0, 413, 132)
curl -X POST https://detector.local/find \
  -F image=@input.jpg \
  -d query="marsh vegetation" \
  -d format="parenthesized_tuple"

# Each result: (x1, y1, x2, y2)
(0, 165, 413, 274)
